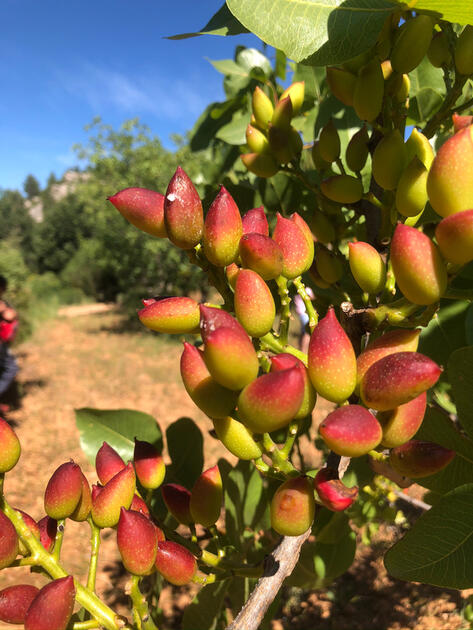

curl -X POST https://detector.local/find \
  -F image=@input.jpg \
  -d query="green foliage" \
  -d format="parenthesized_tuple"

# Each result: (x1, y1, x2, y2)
(165, 417, 204, 488)
(23, 174, 41, 200)
(182, 581, 229, 630)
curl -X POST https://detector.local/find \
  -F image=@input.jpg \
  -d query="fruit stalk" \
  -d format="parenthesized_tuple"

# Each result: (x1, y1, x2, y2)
(130, 575, 158, 630)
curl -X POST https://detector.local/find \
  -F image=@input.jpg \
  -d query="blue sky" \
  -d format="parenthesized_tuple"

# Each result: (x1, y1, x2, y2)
(0, 1, 259, 192)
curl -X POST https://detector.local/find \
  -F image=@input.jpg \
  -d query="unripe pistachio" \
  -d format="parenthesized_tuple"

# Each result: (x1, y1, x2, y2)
(381, 59, 393, 81)
(379, 392, 427, 448)
(372, 130, 406, 191)
(311, 141, 331, 172)
(391, 15, 434, 74)
(326, 67, 356, 106)
(134, 439, 165, 490)
(272, 213, 314, 279)
(314, 245, 343, 285)
(164, 167, 203, 249)
(0, 585, 39, 624)
(307, 307, 357, 404)
(252, 86, 274, 129)
(270, 353, 317, 419)
(356, 328, 420, 391)
(346, 126, 369, 173)
(268, 123, 294, 164)
(238, 366, 305, 433)
(394, 73, 410, 103)
(130, 494, 150, 517)
(44, 462, 82, 520)
(270, 476, 315, 536)
(203, 327, 259, 391)
(107, 188, 167, 238)
(435, 209, 473, 265)
(241, 152, 279, 178)
(203, 186, 243, 267)
(348, 241, 386, 294)
(234, 269, 275, 337)
(242, 206, 269, 236)
(309, 261, 332, 289)
(226, 263, 239, 289)
(92, 462, 136, 528)
(314, 468, 358, 511)
(0, 417, 20, 472)
(271, 96, 293, 130)
(180, 342, 238, 419)
(190, 465, 222, 527)
(95, 442, 126, 485)
(37, 516, 57, 552)
(427, 31, 451, 68)
(343, 49, 373, 73)
(389, 440, 455, 478)
(289, 126, 303, 156)
(376, 15, 394, 60)
(320, 405, 382, 456)
(138, 296, 200, 334)
(280, 81, 305, 115)
(161, 483, 192, 525)
(117, 507, 158, 575)
(452, 112, 473, 133)
(391, 224, 447, 305)
(395, 156, 429, 217)
(212, 416, 263, 460)
(427, 126, 473, 217)
(321, 175, 363, 204)
(0, 511, 18, 569)
(246, 124, 270, 154)
(360, 351, 442, 411)
(353, 59, 384, 122)
(307, 210, 335, 244)
(319, 119, 340, 163)
(155, 541, 197, 585)
(24, 576, 75, 630)
(239, 233, 284, 280)
(455, 25, 473, 75)
(405, 127, 434, 169)
(70, 472, 92, 522)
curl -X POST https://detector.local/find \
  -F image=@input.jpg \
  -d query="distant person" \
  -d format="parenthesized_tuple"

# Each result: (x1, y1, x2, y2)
(0, 275, 19, 401)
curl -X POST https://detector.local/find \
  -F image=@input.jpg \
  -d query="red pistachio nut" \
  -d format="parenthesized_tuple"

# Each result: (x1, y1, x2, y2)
(452, 113, 473, 133)
(190, 465, 223, 528)
(319, 405, 382, 457)
(91, 462, 136, 528)
(0, 511, 18, 569)
(314, 468, 358, 511)
(44, 461, 83, 520)
(360, 351, 442, 411)
(95, 441, 126, 485)
(37, 516, 57, 552)
(107, 187, 167, 238)
(435, 209, 473, 266)
(161, 483, 193, 525)
(203, 186, 243, 267)
(308, 307, 357, 404)
(234, 269, 275, 337)
(242, 206, 269, 236)
(155, 540, 197, 585)
(0, 417, 20, 472)
(270, 353, 317, 419)
(379, 392, 427, 448)
(138, 296, 200, 334)
(0, 585, 39, 624)
(391, 224, 447, 305)
(164, 166, 203, 249)
(117, 507, 158, 575)
(238, 365, 305, 434)
(389, 440, 455, 478)
(133, 439, 165, 490)
(271, 476, 315, 536)
(70, 472, 92, 522)
(180, 342, 238, 419)
(272, 213, 314, 279)
(24, 576, 75, 630)
(130, 494, 150, 517)
(239, 233, 283, 280)
(199, 304, 245, 343)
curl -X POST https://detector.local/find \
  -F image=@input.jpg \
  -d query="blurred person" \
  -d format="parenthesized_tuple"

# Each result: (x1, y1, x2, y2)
(0, 275, 19, 400)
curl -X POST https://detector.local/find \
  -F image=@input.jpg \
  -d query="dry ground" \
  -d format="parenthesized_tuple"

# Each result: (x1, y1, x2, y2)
(0, 307, 469, 629)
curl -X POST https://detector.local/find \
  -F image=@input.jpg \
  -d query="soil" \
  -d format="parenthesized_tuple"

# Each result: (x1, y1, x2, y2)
(0, 307, 470, 629)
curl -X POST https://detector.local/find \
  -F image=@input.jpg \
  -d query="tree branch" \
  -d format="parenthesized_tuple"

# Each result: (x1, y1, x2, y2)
(225, 528, 311, 630)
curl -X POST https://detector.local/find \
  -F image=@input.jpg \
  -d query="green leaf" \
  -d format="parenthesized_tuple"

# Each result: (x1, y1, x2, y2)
(449, 346, 473, 440)
(408, 57, 445, 124)
(182, 580, 229, 630)
(385, 483, 473, 589)
(168, 3, 248, 39)
(75, 408, 162, 465)
(401, 1, 473, 25)
(226, 0, 396, 65)
(166, 417, 203, 488)
(466, 304, 473, 346)
(216, 111, 251, 144)
(419, 299, 470, 367)
(275, 49, 287, 80)
(210, 59, 249, 76)
(190, 101, 238, 151)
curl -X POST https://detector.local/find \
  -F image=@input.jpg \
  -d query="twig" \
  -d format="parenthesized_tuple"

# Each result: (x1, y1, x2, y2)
(393, 490, 431, 512)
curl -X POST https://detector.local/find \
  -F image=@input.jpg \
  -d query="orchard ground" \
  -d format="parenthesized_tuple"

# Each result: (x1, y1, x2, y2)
(0, 306, 470, 630)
